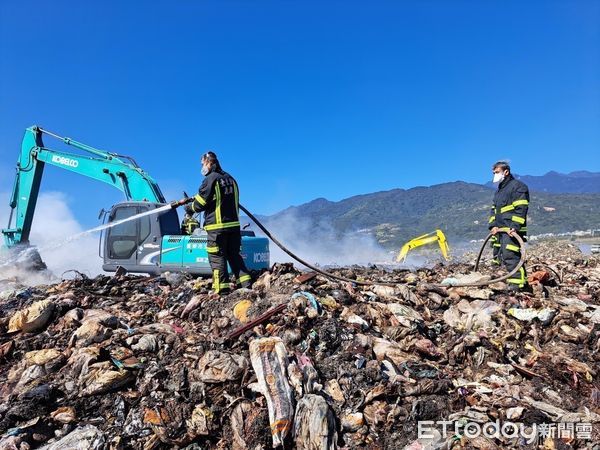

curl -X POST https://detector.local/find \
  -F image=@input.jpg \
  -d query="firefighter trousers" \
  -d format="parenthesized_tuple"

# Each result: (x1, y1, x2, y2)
(206, 231, 252, 294)
(498, 232, 527, 288)
(490, 235, 501, 265)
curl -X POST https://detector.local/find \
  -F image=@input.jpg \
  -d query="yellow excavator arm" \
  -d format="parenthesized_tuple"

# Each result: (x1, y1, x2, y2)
(396, 229, 450, 262)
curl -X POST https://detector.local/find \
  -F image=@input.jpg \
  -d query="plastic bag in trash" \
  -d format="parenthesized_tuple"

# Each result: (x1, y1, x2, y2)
(293, 394, 337, 450)
(249, 337, 295, 448)
(8, 300, 54, 333)
(37, 425, 106, 450)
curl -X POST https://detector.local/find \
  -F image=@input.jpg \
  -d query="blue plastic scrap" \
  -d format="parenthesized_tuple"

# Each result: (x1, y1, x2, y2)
(291, 291, 322, 315)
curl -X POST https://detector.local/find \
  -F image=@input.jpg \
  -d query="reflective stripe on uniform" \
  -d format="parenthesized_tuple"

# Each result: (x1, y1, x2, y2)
(213, 269, 231, 293)
(500, 204, 514, 213)
(213, 270, 219, 292)
(505, 243, 520, 252)
(184, 219, 199, 234)
(511, 215, 525, 224)
(238, 274, 252, 284)
(215, 183, 222, 225)
(513, 199, 529, 207)
(206, 245, 219, 254)
(194, 194, 207, 206)
(507, 267, 526, 287)
(489, 215, 495, 223)
(204, 221, 240, 231)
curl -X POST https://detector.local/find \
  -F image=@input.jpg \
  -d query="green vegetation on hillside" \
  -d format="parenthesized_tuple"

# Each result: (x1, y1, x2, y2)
(267, 182, 600, 249)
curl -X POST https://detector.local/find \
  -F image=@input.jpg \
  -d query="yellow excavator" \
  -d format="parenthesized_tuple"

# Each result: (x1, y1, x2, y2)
(396, 229, 450, 262)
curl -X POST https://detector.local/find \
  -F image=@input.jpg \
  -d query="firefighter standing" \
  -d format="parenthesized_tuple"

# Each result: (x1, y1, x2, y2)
(182, 151, 252, 295)
(488, 161, 529, 291)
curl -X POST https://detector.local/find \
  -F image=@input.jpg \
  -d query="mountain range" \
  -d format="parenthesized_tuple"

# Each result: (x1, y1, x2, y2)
(485, 170, 600, 193)
(262, 171, 600, 249)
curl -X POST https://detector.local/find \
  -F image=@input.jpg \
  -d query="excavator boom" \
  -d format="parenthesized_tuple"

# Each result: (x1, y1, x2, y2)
(2, 126, 165, 247)
(2, 125, 271, 276)
(396, 229, 450, 262)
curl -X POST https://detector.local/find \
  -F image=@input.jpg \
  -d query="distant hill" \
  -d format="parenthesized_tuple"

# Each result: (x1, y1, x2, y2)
(264, 181, 600, 249)
(485, 171, 600, 193)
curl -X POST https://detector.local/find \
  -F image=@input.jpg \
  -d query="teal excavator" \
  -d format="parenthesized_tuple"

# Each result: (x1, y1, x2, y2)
(2, 126, 270, 275)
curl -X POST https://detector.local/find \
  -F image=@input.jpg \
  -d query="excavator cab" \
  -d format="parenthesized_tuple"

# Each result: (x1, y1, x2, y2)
(101, 202, 179, 274)
(101, 202, 270, 276)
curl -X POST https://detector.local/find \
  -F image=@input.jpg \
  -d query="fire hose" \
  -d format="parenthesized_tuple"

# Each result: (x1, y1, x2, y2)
(237, 204, 526, 289)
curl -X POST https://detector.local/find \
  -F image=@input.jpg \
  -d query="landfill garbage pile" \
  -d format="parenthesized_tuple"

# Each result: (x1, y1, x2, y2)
(0, 240, 599, 449)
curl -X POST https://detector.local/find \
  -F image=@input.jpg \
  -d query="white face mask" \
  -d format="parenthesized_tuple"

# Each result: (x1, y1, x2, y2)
(492, 172, 504, 184)
(201, 165, 210, 176)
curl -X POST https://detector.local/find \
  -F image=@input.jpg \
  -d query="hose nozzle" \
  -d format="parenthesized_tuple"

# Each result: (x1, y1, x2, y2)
(169, 197, 193, 209)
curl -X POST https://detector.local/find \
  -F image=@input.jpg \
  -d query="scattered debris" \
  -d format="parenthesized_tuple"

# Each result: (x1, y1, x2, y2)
(249, 337, 295, 447)
(8, 299, 55, 333)
(0, 240, 599, 448)
(507, 307, 557, 324)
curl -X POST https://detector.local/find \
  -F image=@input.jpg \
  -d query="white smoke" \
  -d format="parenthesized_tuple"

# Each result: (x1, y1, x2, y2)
(0, 191, 103, 280)
(258, 210, 393, 267)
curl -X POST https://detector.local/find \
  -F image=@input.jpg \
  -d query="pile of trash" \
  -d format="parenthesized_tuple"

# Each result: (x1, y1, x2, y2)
(0, 240, 599, 449)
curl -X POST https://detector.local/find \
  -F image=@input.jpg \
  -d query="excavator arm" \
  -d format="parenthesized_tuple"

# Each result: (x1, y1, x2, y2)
(396, 229, 450, 262)
(2, 126, 166, 247)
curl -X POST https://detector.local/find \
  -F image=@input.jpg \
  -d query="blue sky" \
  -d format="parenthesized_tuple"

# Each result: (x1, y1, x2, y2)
(1, 0, 599, 229)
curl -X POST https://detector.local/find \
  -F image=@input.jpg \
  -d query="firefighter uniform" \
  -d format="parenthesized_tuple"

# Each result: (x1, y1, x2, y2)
(490, 235, 501, 265)
(191, 170, 252, 294)
(488, 174, 529, 288)
(181, 215, 200, 235)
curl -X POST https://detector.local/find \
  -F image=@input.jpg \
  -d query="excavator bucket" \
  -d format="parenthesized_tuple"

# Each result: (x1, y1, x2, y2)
(396, 229, 450, 263)
(0, 244, 47, 272)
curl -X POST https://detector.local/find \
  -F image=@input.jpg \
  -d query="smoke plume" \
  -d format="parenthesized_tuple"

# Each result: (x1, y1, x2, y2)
(0, 191, 103, 283)
(256, 210, 393, 267)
